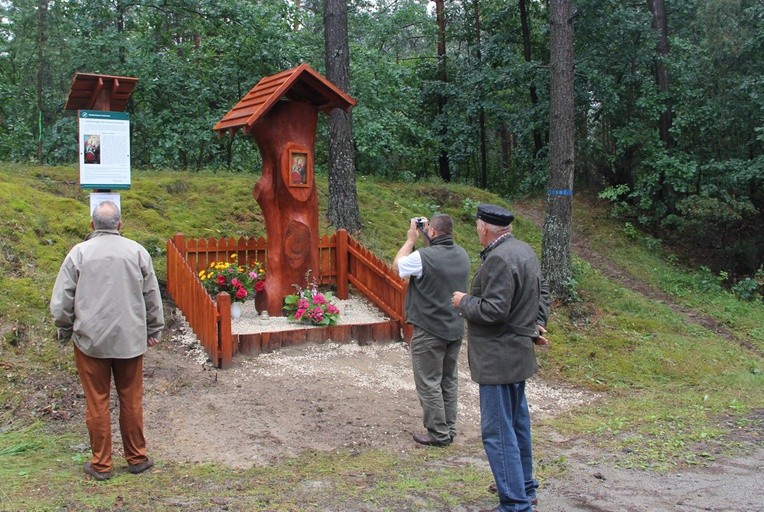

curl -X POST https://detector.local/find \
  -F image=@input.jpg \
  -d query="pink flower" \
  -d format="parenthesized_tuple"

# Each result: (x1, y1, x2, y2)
(294, 308, 306, 320)
(249, 271, 257, 279)
(231, 278, 241, 287)
(309, 306, 324, 322)
(297, 298, 310, 309)
(327, 304, 339, 314)
(235, 286, 247, 299)
(312, 293, 326, 305)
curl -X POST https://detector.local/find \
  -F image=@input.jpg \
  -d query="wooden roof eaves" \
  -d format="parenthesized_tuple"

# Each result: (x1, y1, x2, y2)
(64, 73, 138, 111)
(213, 63, 357, 136)
(238, 70, 301, 130)
(295, 66, 357, 109)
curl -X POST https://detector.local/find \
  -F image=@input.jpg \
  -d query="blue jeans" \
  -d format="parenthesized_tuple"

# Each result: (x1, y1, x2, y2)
(479, 382, 537, 512)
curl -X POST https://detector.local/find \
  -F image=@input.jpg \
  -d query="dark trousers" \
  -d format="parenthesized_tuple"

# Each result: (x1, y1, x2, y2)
(410, 327, 462, 443)
(74, 345, 148, 472)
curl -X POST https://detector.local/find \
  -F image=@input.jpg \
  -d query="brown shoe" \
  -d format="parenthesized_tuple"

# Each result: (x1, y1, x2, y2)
(412, 432, 450, 447)
(83, 462, 112, 481)
(128, 457, 154, 474)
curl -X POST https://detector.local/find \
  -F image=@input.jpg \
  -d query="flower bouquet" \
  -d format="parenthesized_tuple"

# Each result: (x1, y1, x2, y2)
(283, 271, 341, 326)
(198, 254, 265, 303)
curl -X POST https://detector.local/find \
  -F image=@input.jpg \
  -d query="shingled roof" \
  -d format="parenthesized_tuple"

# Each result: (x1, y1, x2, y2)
(213, 63, 356, 137)
(64, 73, 138, 112)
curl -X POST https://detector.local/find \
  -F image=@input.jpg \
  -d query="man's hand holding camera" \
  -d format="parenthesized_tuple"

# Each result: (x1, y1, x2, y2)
(408, 216, 428, 243)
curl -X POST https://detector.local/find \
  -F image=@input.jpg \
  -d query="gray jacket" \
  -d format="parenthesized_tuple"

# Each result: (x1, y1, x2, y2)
(50, 230, 165, 359)
(458, 234, 549, 385)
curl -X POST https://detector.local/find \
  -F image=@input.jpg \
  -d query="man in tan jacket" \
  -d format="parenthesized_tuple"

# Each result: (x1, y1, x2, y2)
(50, 200, 164, 481)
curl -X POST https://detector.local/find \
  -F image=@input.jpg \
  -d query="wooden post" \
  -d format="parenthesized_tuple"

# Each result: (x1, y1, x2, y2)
(336, 229, 348, 299)
(216, 292, 233, 368)
(173, 232, 186, 256)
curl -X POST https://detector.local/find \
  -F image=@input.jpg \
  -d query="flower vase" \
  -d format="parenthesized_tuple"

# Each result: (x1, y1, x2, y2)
(231, 302, 242, 320)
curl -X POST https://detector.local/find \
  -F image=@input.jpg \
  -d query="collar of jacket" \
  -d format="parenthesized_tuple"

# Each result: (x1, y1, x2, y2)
(88, 229, 122, 239)
(429, 235, 454, 246)
(479, 232, 512, 260)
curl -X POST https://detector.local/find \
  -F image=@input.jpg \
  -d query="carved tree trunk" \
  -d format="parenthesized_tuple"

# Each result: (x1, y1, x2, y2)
(251, 102, 320, 316)
(324, 0, 362, 232)
(542, 0, 575, 300)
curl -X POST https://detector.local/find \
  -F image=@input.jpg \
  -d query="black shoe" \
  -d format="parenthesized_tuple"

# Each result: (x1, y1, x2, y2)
(83, 462, 112, 481)
(412, 432, 450, 447)
(128, 457, 154, 474)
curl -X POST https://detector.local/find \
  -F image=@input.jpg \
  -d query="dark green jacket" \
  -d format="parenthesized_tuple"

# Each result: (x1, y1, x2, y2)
(458, 234, 550, 385)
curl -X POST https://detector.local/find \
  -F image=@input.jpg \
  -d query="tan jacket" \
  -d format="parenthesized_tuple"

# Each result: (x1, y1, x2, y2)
(50, 230, 164, 359)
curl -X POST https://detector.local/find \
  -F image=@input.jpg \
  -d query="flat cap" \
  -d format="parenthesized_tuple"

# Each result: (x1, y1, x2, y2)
(476, 203, 514, 226)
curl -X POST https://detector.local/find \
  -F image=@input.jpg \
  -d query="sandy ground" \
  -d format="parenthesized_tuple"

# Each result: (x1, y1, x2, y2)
(144, 303, 597, 468)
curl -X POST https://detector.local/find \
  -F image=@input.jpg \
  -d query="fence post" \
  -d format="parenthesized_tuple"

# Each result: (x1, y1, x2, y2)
(217, 292, 233, 368)
(336, 229, 348, 299)
(173, 233, 186, 256)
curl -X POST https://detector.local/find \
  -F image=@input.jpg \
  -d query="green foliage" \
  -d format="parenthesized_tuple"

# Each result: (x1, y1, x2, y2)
(3, 0, 762, 280)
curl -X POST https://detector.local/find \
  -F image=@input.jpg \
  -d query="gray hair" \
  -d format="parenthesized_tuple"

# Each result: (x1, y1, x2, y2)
(480, 219, 512, 236)
(92, 201, 121, 230)
(429, 214, 454, 236)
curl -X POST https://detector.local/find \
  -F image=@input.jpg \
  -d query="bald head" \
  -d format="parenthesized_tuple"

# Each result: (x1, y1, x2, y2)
(91, 201, 122, 230)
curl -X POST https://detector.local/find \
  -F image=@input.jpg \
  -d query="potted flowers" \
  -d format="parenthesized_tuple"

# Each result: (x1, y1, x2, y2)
(198, 254, 265, 318)
(283, 270, 341, 326)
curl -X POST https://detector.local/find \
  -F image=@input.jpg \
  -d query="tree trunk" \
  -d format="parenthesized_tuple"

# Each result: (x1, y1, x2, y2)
(435, 0, 451, 182)
(324, 0, 362, 233)
(542, 0, 575, 300)
(36, 0, 49, 164)
(474, 0, 488, 188)
(519, 0, 544, 157)
(650, 0, 672, 147)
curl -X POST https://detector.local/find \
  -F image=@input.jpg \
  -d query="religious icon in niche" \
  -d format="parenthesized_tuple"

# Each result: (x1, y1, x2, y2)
(289, 152, 308, 186)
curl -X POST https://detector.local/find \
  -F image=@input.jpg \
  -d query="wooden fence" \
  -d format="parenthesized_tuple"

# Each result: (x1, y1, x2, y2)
(166, 230, 410, 368)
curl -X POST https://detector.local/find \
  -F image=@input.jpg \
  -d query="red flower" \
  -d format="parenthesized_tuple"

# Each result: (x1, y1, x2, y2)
(255, 280, 266, 292)
(217, 275, 227, 285)
(235, 286, 248, 299)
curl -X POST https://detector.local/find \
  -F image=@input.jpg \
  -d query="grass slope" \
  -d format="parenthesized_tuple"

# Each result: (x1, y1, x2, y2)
(1, 164, 762, 510)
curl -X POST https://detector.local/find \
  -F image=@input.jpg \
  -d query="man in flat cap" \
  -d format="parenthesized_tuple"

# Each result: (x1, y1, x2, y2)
(452, 203, 550, 512)
(394, 214, 471, 447)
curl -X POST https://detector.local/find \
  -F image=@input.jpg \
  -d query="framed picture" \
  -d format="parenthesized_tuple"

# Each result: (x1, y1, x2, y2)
(289, 151, 309, 187)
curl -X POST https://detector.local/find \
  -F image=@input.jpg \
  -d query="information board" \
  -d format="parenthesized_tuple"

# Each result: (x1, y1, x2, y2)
(78, 110, 131, 190)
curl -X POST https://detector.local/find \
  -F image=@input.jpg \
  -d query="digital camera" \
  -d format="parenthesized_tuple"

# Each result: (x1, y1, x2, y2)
(411, 217, 426, 229)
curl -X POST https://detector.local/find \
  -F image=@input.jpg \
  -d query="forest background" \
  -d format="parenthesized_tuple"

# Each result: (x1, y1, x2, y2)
(1, 0, 762, 293)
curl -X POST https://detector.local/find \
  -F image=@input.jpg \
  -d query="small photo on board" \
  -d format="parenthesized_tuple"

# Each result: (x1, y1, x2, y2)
(83, 134, 101, 164)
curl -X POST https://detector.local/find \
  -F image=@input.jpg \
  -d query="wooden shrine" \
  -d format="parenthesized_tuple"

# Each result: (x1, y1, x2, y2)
(213, 64, 356, 316)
